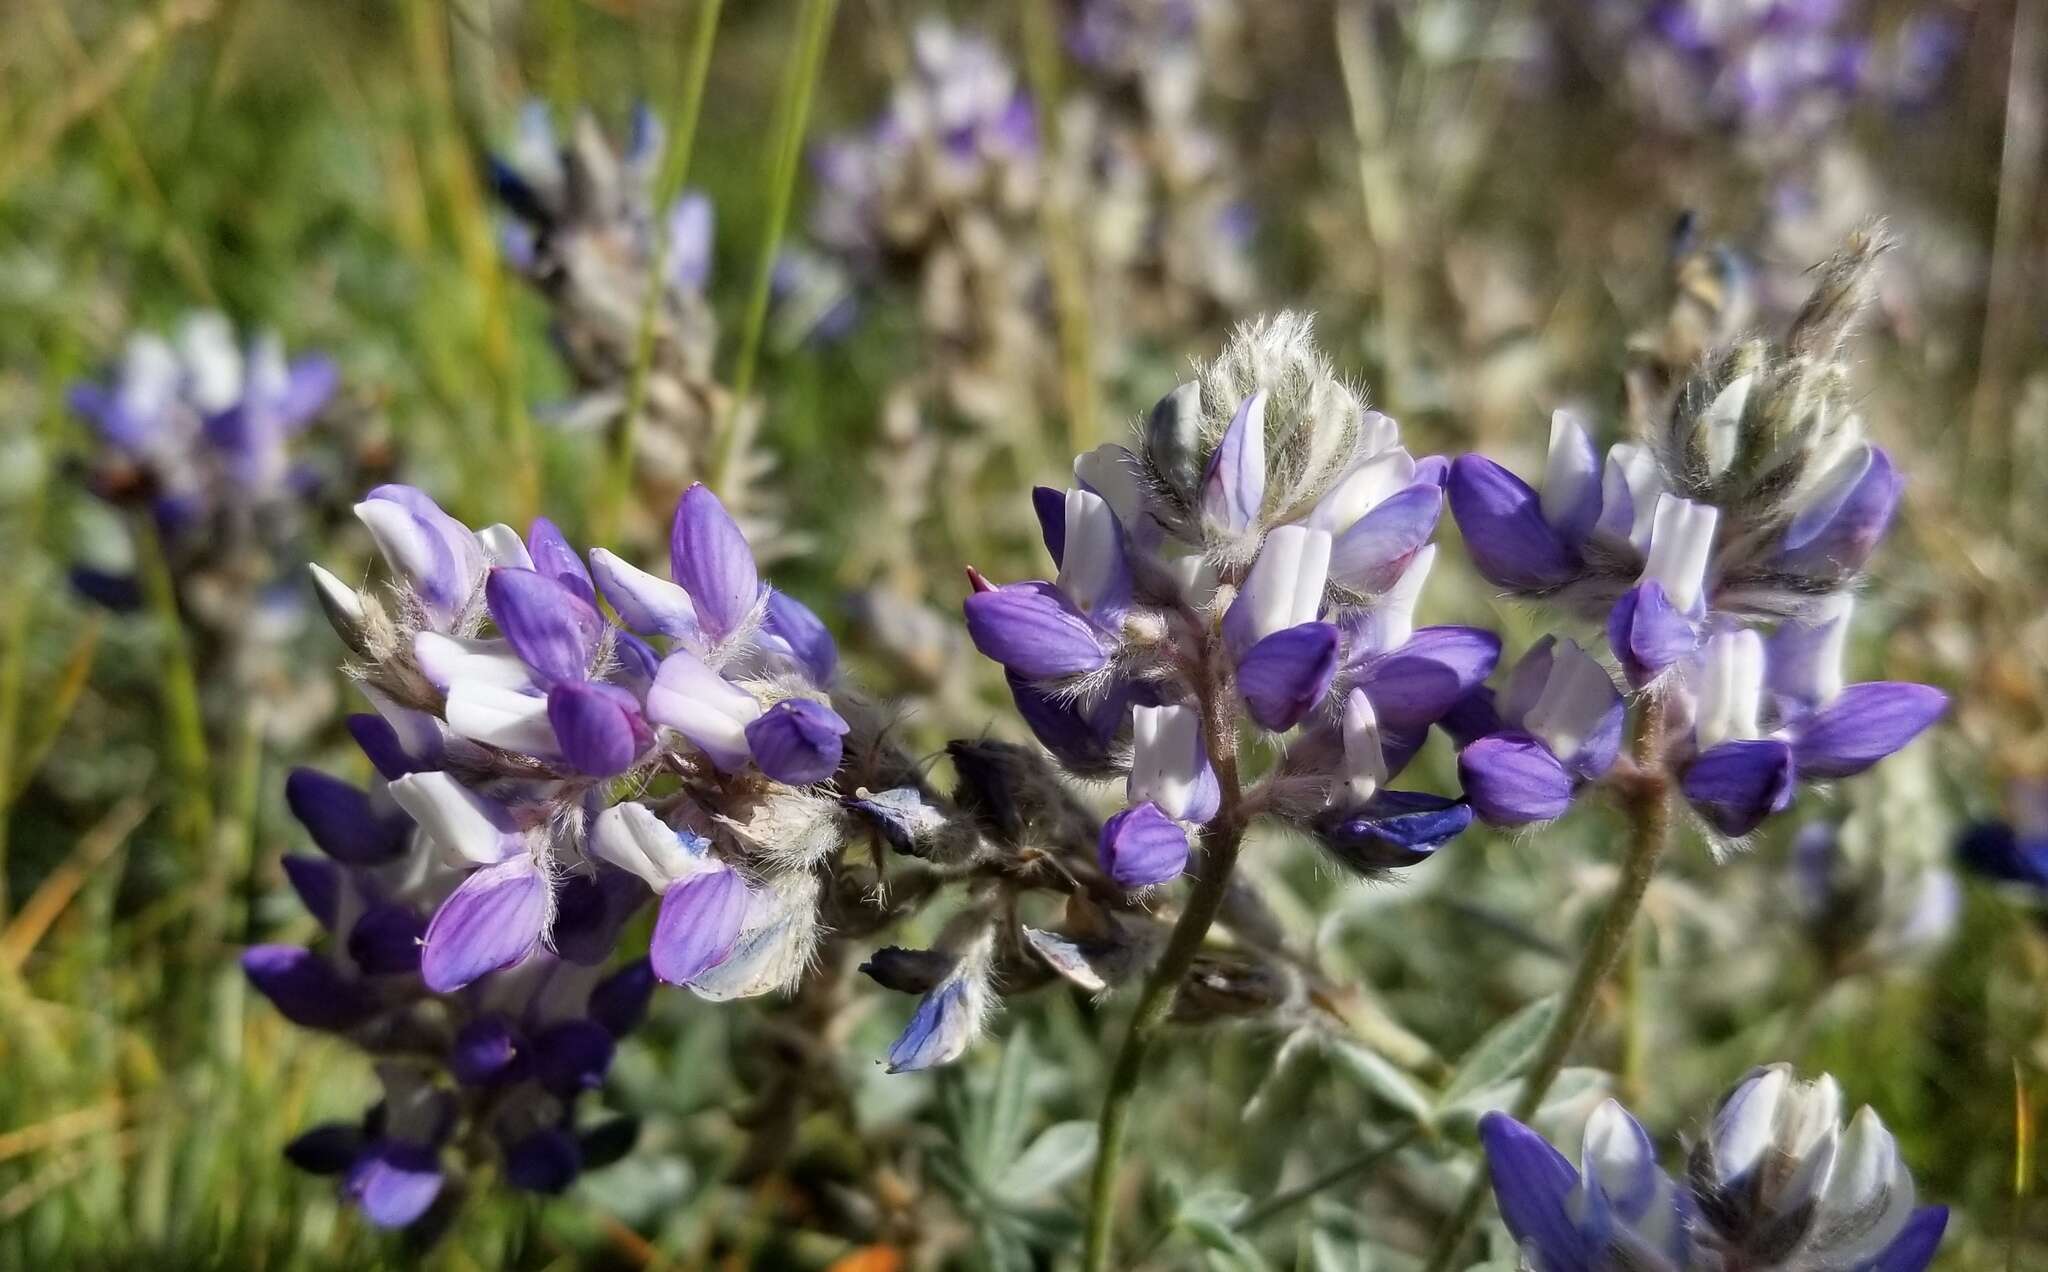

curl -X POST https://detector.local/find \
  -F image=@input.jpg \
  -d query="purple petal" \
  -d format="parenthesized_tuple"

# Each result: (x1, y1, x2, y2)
(886, 976, 980, 1073)
(1606, 582, 1703, 688)
(1480, 1113, 1596, 1268)
(1032, 485, 1067, 567)
(1861, 1206, 1947, 1272)
(548, 865, 647, 965)
(526, 516, 596, 607)
(486, 567, 603, 684)
(281, 856, 341, 929)
(1458, 733, 1577, 826)
(1790, 682, 1948, 780)
(1328, 483, 1443, 593)
(504, 1130, 582, 1195)
(1201, 391, 1266, 534)
(68, 568, 142, 612)
(670, 483, 762, 641)
(1312, 790, 1472, 874)
(1098, 802, 1191, 888)
(650, 868, 751, 985)
(450, 1015, 527, 1086)
(277, 355, 339, 427)
(1006, 672, 1135, 771)
(744, 698, 849, 786)
(588, 958, 657, 1036)
(589, 548, 702, 642)
(346, 713, 426, 781)
(1446, 456, 1579, 592)
(530, 1019, 615, 1096)
(546, 680, 651, 777)
(419, 856, 549, 992)
(1350, 626, 1503, 729)
(242, 945, 373, 1030)
(1957, 821, 2048, 889)
(1413, 455, 1450, 487)
(1236, 621, 1341, 732)
(347, 903, 425, 976)
(357, 485, 482, 625)
(285, 768, 409, 865)
(1682, 738, 1799, 836)
(1776, 444, 1901, 577)
(345, 1141, 444, 1229)
(762, 590, 838, 685)
(962, 581, 1110, 680)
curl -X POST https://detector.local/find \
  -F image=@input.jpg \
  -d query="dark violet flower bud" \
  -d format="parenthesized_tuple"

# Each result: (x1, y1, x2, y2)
(281, 856, 340, 929)
(859, 945, 959, 994)
(450, 1015, 527, 1087)
(1446, 455, 1578, 592)
(1236, 622, 1341, 733)
(284, 1124, 366, 1176)
(344, 1140, 445, 1229)
(1458, 733, 1576, 826)
(1099, 802, 1190, 889)
(346, 713, 426, 781)
(348, 903, 426, 977)
(1032, 486, 1067, 566)
(68, 567, 143, 613)
(285, 768, 409, 866)
(963, 581, 1111, 680)
(486, 567, 604, 685)
(1479, 1101, 1690, 1272)
(588, 958, 657, 1037)
(531, 1019, 615, 1096)
(242, 945, 375, 1031)
(1005, 672, 1131, 772)
(1682, 739, 1798, 837)
(650, 866, 751, 986)
(503, 1129, 582, 1195)
(419, 855, 549, 993)
(761, 589, 838, 685)
(670, 483, 762, 641)
(744, 698, 849, 785)
(1145, 381, 1204, 506)
(1312, 790, 1472, 875)
(546, 680, 652, 777)
(549, 866, 646, 965)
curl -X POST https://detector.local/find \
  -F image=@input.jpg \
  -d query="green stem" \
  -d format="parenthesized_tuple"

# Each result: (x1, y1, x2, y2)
(1083, 659, 1246, 1272)
(593, 0, 724, 544)
(1235, 1125, 1425, 1232)
(134, 521, 213, 855)
(1419, 700, 1673, 1272)
(710, 0, 836, 497)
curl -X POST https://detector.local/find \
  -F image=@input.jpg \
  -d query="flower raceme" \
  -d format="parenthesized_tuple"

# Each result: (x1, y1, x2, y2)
(965, 313, 1492, 886)
(1480, 1064, 1947, 1271)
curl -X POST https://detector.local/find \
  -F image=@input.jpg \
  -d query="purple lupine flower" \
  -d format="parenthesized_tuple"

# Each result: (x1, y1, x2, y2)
(1672, 615, 1945, 838)
(884, 931, 995, 1073)
(1957, 781, 2048, 892)
(1455, 637, 1625, 827)
(1481, 1063, 1948, 1271)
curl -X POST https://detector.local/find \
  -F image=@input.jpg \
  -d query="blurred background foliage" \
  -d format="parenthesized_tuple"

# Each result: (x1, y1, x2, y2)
(0, 0, 2043, 1267)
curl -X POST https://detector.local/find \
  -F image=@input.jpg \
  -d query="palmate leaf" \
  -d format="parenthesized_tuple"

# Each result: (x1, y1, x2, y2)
(1437, 993, 1560, 1111)
(991, 1119, 1098, 1203)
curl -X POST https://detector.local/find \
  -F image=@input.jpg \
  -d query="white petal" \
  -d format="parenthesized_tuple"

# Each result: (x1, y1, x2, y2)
(1523, 639, 1617, 762)
(646, 651, 760, 772)
(589, 802, 711, 890)
(444, 681, 560, 757)
(388, 771, 513, 865)
(1130, 704, 1202, 818)
(1056, 488, 1123, 616)
(1639, 495, 1719, 613)
(1713, 1065, 1790, 1182)
(1540, 410, 1600, 533)
(1341, 689, 1386, 805)
(475, 523, 534, 570)
(414, 632, 536, 693)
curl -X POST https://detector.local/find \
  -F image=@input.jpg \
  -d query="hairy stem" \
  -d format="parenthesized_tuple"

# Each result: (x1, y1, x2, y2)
(1083, 655, 1246, 1271)
(1420, 699, 1673, 1272)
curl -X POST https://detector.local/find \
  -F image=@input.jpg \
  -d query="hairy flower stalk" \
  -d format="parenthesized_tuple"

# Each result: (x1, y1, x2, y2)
(1424, 235, 1948, 1266)
(961, 313, 1495, 1265)
(490, 104, 787, 557)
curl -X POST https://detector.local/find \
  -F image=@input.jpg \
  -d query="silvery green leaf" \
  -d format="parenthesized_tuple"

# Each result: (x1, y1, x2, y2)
(1244, 1028, 1322, 1122)
(1438, 994, 1560, 1111)
(1325, 1038, 1437, 1126)
(993, 1120, 1098, 1202)
(1175, 1190, 1266, 1270)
